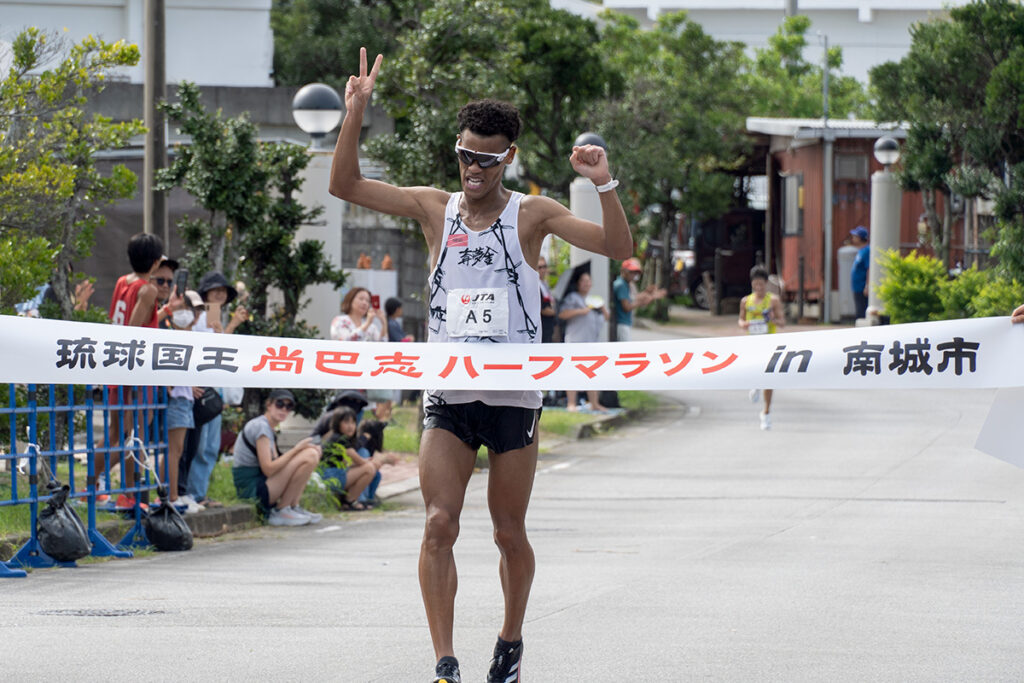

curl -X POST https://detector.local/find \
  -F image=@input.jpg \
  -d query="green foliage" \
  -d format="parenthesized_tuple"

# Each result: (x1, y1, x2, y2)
(0, 236, 57, 312)
(971, 277, 1024, 318)
(870, 0, 1024, 269)
(159, 83, 346, 421)
(937, 265, 988, 320)
(877, 250, 945, 324)
(879, 250, 1024, 322)
(270, 0, 417, 92)
(0, 28, 144, 318)
(595, 11, 751, 319)
(746, 15, 869, 118)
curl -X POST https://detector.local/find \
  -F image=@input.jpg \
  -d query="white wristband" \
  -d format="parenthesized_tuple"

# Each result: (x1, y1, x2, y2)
(594, 178, 619, 193)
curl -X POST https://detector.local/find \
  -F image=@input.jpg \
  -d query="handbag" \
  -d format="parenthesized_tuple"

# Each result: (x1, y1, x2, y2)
(193, 387, 224, 426)
(144, 486, 194, 551)
(37, 482, 92, 562)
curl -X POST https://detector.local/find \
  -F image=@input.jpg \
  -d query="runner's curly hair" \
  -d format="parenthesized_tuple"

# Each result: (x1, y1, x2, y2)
(457, 99, 522, 142)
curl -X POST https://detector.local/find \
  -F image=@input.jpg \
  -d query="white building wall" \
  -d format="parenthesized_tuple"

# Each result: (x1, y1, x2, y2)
(0, 0, 273, 87)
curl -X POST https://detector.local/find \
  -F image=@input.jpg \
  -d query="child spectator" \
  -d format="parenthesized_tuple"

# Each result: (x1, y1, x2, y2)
(231, 390, 323, 526)
(101, 233, 165, 510)
(319, 407, 377, 511)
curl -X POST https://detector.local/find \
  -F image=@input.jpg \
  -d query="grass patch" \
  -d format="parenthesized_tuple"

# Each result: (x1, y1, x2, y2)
(538, 410, 595, 437)
(383, 405, 422, 453)
(618, 391, 660, 415)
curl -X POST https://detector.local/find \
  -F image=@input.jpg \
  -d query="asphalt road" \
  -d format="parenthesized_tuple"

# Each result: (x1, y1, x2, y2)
(4, 334, 1023, 681)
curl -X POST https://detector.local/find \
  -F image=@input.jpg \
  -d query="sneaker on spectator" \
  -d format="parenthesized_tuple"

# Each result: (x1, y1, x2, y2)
(290, 505, 322, 524)
(115, 494, 148, 512)
(267, 506, 310, 527)
(175, 494, 205, 515)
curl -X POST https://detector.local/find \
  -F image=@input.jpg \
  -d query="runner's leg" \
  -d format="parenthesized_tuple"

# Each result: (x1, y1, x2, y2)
(418, 428, 477, 661)
(487, 437, 538, 642)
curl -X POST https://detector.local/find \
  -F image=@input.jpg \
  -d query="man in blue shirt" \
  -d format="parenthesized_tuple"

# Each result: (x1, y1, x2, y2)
(612, 257, 665, 341)
(850, 226, 870, 319)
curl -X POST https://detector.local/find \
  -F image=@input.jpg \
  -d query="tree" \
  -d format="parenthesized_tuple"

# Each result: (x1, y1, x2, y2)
(870, 0, 1024, 273)
(157, 82, 346, 419)
(270, 0, 420, 92)
(747, 15, 869, 118)
(365, 0, 621, 197)
(594, 11, 752, 319)
(0, 28, 143, 317)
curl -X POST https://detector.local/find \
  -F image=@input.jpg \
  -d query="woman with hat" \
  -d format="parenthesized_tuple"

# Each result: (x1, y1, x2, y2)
(231, 389, 323, 526)
(184, 271, 248, 511)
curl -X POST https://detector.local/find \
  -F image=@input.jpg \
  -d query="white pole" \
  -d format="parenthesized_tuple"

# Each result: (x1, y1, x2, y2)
(569, 177, 609, 342)
(295, 153, 344, 338)
(867, 167, 901, 322)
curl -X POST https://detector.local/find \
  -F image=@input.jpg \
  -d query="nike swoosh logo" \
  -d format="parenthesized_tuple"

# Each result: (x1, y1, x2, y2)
(526, 415, 536, 439)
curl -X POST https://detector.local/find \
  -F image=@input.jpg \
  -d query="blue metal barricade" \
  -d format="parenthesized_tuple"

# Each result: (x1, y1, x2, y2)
(1, 383, 168, 577)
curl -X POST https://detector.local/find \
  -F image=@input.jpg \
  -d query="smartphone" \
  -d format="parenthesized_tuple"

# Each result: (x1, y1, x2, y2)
(371, 294, 380, 309)
(174, 268, 188, 296)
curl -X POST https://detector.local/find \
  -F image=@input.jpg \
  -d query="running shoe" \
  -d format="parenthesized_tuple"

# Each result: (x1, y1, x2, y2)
(487, 639, 523, 683)
(267, 506, 309, 527)
(760, 411, 772, 431)
(749, 388, 761, 403)
(290, 505, 323, 524)
(433, 656, 460, 683)
(115, 494, 148, 512)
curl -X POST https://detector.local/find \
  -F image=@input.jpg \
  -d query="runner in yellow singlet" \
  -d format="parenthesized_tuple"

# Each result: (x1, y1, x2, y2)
(738, 266, 785, 430)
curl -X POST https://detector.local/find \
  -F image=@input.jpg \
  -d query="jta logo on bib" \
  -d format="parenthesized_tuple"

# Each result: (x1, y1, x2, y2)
(447, 288, 509, 338)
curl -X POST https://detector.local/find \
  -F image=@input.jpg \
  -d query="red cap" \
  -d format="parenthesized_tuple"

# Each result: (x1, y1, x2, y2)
(622, 257, 642, 272)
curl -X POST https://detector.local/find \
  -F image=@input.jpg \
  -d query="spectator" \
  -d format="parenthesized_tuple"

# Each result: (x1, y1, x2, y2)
(332, 286, 386, 341)
(612, 257, 665, 342)
(850, 226, 870, 319)
(182, 271, 248, 510)
(537, 257, 557, 343)
(101, 233, 165, 510)
(318, 407, 377, 510)
(151, 256, 181, 329)
(160, 290, 205, 513)
(559, 271, 609, 412)
(739, 266, 785, 430)
(231, 389, 322, 526)
(385, 296, 414, 342)
(332, 286, 391, 418)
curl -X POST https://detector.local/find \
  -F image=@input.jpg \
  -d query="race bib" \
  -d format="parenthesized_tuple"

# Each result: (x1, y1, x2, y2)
(446, 288, 509, 338)
(748, 319, 769, 335)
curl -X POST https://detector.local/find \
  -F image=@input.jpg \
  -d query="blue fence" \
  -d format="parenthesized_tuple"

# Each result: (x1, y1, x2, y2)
(1, 384, 168, 578)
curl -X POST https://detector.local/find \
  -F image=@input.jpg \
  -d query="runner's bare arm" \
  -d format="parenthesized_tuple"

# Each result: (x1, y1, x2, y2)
(738, 296, 749, 329)
(127, 283, 158, 327)
(328, 48, 447, 242)
(771, 295, 785, 327)
(1012, 304, 1024, 324)
(529, 145, 632, 260)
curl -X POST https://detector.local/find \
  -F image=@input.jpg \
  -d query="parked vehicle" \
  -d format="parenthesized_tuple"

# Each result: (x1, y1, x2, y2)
(679, 208, 766, 309)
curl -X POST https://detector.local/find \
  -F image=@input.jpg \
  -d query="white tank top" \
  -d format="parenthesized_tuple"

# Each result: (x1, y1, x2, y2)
(425, 191, 542, 409)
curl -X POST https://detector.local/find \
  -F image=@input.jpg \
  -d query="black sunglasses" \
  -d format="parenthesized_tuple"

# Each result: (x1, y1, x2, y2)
(454, 143, 511, 169)
(274, 399, 295, 411)
(153, 277, 173, 286)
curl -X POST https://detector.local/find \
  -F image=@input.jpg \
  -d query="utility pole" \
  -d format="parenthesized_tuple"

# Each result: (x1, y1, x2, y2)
(821, 32, 834, 323)
(144, 0, 168, 243)
(785, 0, 798, 16)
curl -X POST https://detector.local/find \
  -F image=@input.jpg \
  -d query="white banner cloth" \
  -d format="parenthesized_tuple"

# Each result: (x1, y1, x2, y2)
(1, 315, 1022, 391)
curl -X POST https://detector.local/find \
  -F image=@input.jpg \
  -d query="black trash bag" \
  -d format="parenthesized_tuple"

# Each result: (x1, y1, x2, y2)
(37, 482, 92, 563)
(143, 486, 194, 552)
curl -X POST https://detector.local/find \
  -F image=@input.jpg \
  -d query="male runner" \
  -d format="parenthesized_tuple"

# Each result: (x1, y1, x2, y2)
(330, 48, 632, 683)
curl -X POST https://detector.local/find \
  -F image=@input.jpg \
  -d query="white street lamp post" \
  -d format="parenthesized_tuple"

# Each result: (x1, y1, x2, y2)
(292, 83, 344, 337)
(867, 136, 902, 324)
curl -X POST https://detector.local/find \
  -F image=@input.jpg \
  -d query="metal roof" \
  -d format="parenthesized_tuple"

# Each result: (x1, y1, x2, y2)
(746, 117, 907, 140)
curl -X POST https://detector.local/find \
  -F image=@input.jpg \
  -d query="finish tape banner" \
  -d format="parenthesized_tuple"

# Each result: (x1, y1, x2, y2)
(1, 314, 1022, 391)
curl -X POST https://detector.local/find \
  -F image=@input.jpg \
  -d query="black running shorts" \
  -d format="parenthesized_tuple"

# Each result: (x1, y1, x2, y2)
(423, 401, 541, 453)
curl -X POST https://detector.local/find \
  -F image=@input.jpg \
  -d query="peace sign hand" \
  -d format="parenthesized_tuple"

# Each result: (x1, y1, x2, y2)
(345, 47, 383, 112)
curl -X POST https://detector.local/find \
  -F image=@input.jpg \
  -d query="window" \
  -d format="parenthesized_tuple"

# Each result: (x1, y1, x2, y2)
(835, 154, 869, 181)
(782, 173, 803, 236)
